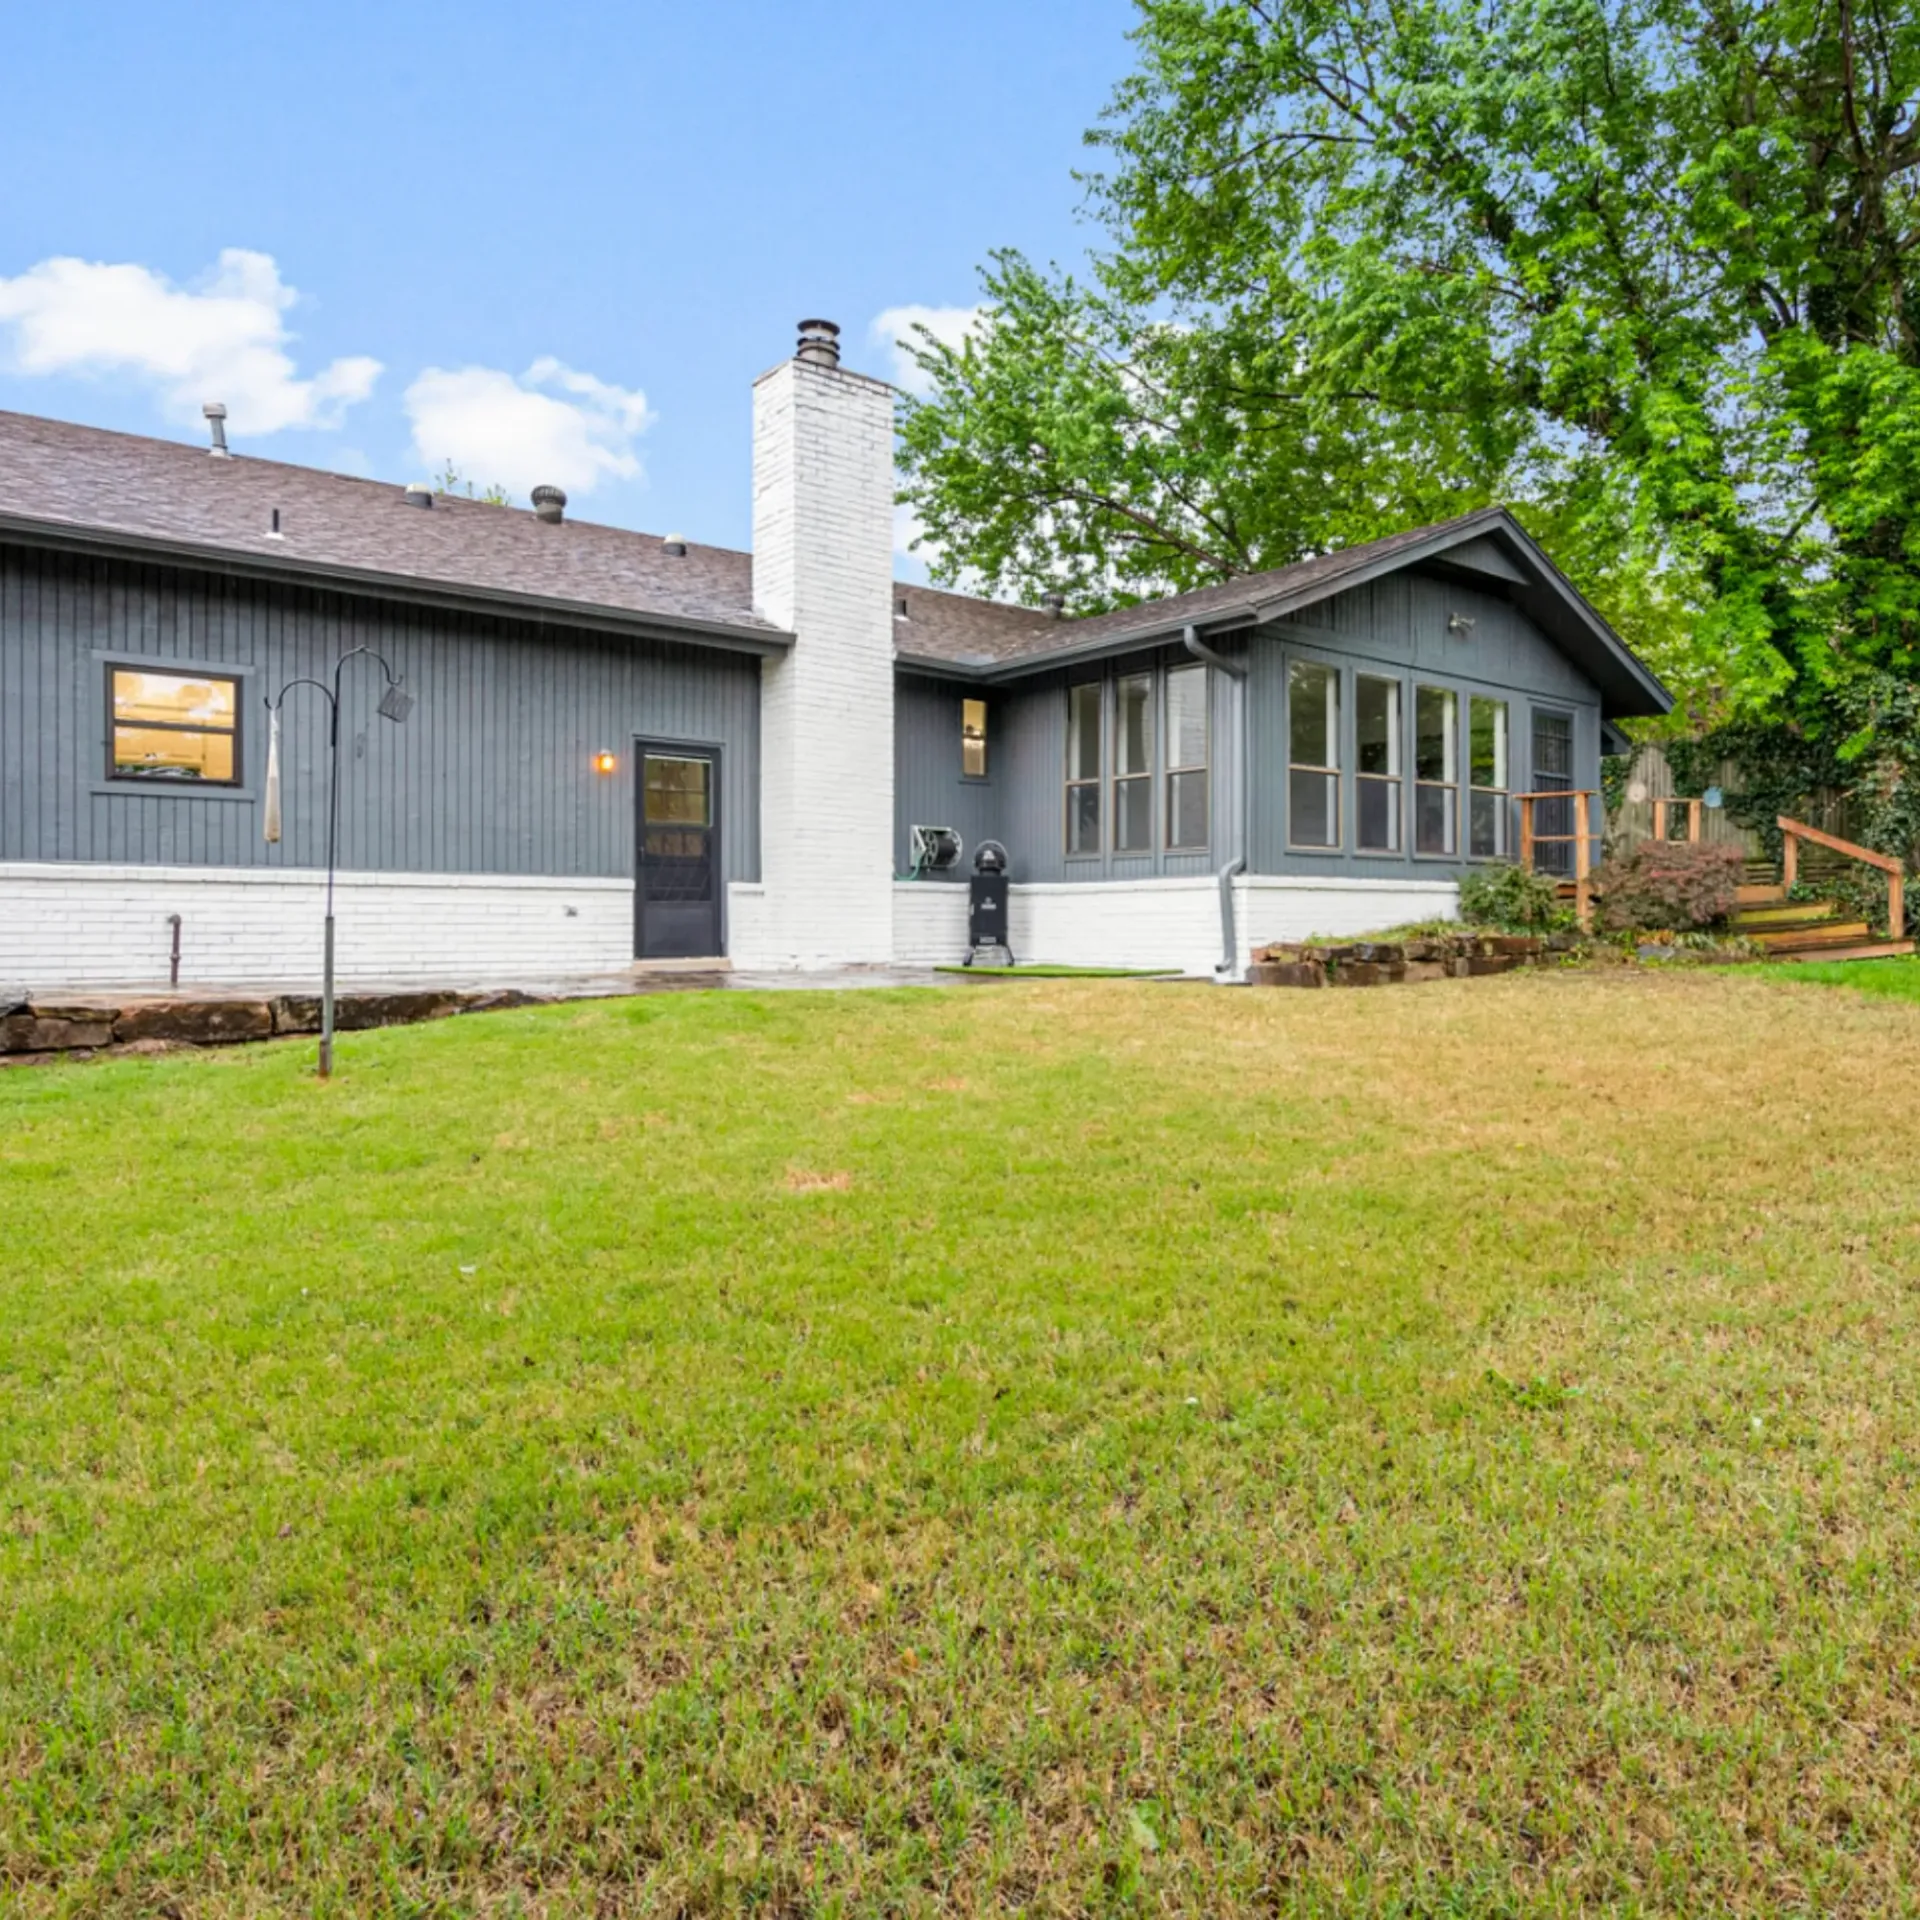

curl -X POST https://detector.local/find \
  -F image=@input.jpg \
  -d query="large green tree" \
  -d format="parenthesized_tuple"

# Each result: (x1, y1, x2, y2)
(897, 0, 1920, 728)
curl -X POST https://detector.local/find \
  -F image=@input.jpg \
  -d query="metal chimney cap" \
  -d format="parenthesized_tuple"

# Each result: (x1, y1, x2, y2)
(796, 318, 841, 367)
(202, 401, 231, 457)
(202, 401, 228, 420)
(531, 484, 567, 523)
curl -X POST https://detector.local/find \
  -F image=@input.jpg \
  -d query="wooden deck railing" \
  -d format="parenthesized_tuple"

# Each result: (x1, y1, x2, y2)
(1516, 789, 1598, 929)
(1779, 815, 1905, 939)
(1651, 796, 1704, 844)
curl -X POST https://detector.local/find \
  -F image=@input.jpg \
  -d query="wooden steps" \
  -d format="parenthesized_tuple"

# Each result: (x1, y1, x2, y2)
(1749, 921, 1872, 950)
(1733, 858, 1910, 962)
(1774, 939, 1917, 963)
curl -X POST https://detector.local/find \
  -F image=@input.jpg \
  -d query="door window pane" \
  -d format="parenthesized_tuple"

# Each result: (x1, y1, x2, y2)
(644, 756, 711, 825)
(1287, 661, 1340, 848)
(1414, 685, 1458, 855)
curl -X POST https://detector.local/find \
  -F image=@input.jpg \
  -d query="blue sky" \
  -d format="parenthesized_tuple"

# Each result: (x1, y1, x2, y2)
(0, 0, 1137, 569)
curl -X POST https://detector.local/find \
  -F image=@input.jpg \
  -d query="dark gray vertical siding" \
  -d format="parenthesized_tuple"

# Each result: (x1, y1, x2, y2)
(0, 544, 761, 883)
(1247, 572, 1602, 875)
(892, 675, 1002, 879)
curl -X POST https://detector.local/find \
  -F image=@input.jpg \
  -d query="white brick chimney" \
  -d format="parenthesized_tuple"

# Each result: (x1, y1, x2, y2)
(749, 321, 897, 966)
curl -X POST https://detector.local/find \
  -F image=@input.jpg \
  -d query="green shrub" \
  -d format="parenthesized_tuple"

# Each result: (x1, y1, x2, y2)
(1595, 840, 1743, 932)
(1456, 862, 1567, 933)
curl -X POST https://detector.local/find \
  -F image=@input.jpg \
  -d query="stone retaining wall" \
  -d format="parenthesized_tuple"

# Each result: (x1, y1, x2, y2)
(0, 987, 551, 1065)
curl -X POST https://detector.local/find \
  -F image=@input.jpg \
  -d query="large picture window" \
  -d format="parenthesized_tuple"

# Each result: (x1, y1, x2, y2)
(1114, 672, 1153, 853)
(1415, 684, 1459, 855)
(1469, 695, 1509, 858)
(108, 666, 241, 784)
(1165, 665, 1208, 849)
(1355, 674, 1402, 852)
(1287, 660, 1341, 849)
(1066, 682, 1102, 855)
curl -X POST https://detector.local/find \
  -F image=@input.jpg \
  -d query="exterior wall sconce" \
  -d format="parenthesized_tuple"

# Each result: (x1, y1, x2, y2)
(592, 749, 618, 775)
(1448, 612, 1477, 637)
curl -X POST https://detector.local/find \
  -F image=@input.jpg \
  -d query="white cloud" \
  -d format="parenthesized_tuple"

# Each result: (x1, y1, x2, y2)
(403, 358, 653, 500)
(0, 248, 380, 434)
(869, 303, 985, 397)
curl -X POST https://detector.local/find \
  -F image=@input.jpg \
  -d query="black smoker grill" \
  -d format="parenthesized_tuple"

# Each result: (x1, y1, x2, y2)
(964, 841, 1014, 967)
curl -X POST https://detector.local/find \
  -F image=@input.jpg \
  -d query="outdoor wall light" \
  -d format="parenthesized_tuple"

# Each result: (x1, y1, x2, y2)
(592, 749, 618, 775)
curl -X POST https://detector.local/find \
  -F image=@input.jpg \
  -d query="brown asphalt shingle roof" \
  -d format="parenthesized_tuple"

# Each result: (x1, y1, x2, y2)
(893, 509, 1514, 666)
(0, 415, 1653, 706)
(0, 410, 778, 639)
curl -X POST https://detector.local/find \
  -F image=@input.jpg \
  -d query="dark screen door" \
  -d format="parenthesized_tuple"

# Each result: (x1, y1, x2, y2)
(635, 747, 721, 959)
(1531, 711, 1574, 877)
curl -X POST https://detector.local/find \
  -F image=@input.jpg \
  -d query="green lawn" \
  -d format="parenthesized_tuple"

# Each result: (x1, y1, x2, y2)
(1756, 953, 1920, 1004)
(5, 973, 1920, 1915)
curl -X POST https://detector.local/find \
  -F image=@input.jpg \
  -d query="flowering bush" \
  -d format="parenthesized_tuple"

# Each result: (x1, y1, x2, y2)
(1595, 841, 1743, 932)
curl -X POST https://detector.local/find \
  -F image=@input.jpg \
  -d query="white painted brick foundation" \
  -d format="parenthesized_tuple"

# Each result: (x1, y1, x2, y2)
(893, 873, 1459, 977)
(0, 863, 633, 991)
(749, 350, 897, 967)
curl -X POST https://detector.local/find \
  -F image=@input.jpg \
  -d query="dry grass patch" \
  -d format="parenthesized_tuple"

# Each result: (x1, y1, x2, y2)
(4, 970, 1920, 1914)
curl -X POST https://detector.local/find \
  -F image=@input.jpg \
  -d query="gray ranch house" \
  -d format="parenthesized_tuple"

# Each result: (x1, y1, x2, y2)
(0, 320, 1670, 989)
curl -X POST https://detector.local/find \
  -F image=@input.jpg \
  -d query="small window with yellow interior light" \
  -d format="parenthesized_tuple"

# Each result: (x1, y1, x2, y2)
(107, 666, 242, 785)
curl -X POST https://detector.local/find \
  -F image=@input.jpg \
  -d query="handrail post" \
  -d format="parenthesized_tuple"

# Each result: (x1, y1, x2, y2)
(1891, 870, 1905, 940)
(1520, 795, 1535, 872)
(1782, 826, 1798, 892)
(1688, 798, 1703, 843)
(1652, 797, 1668, 844)
(1574, 792, 1593, 928)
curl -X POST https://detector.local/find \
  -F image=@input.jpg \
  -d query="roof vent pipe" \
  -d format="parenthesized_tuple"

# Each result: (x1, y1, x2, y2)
(202, 402, 230, 458)
(1043, 592, 1066, 618)
(403, 483, 434, 509)
(796, 319, 841, 367)
(661, 532, 687, 557)
(532, 484, 567, 524)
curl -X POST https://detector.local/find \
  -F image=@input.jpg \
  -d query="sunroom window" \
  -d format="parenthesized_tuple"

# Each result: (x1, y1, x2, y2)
(1288, 660, 1340, 849)
(1165, 665, 1208, 849)
(1356, 674, 1402, 852)
(1469, 695, 1510, 857)
(1066, 682, 1102, 854)
(1415, 684, 1459, 855)
(1114, 672, 1153, 853)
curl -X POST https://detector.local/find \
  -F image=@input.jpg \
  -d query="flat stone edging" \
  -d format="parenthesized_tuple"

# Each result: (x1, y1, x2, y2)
(0, 987, 554, 1066)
